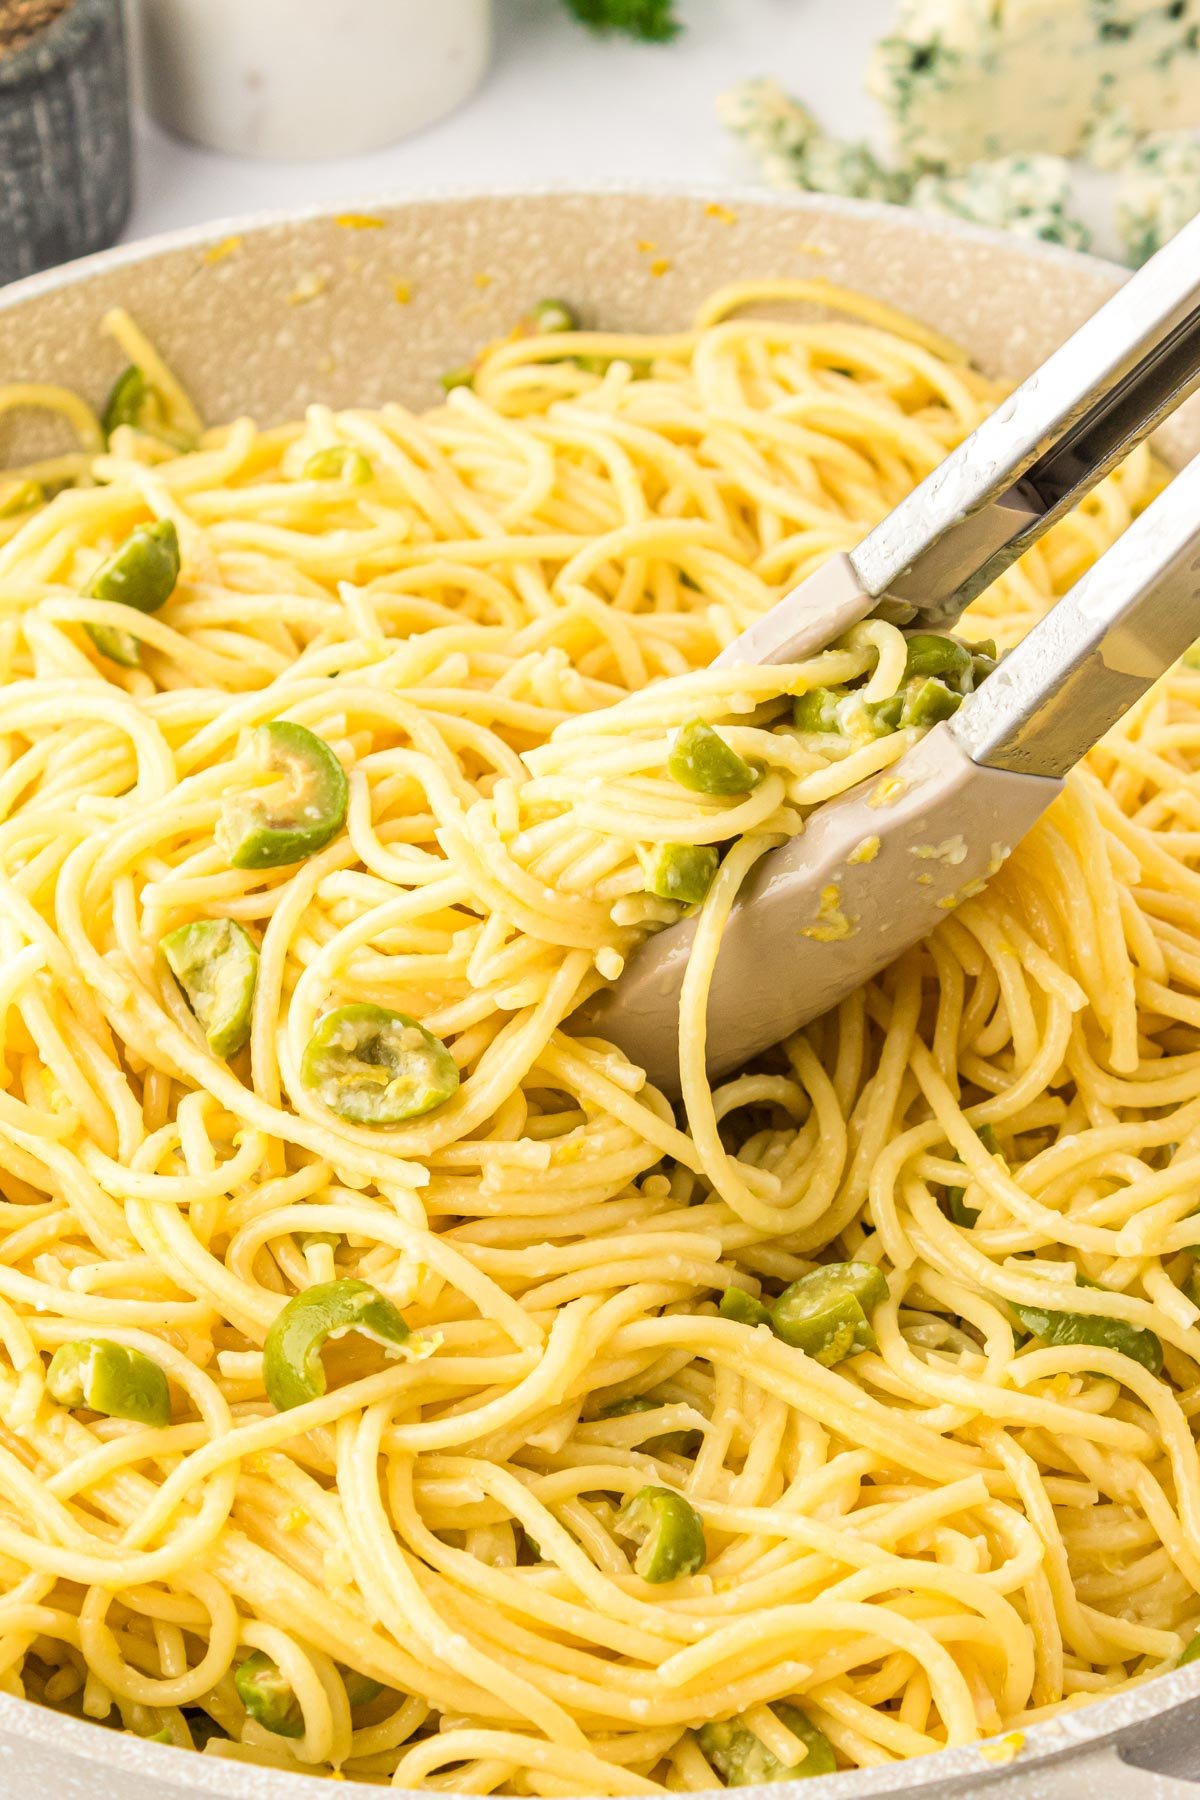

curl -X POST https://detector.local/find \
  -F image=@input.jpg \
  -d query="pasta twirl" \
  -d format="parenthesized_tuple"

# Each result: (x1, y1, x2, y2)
(0, 281, 1193, 1792)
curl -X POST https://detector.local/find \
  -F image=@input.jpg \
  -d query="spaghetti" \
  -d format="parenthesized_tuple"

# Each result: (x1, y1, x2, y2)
(0, 281, 1194, 1791)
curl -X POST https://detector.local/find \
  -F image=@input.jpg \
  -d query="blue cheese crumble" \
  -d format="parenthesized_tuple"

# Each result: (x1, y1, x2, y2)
(717, 80, 905, 201)
(1116, 131, 1200, 262)
(719, 79, 1089, 248)
(868, 0, 1200, 174)
(911, 155, 1091, 249)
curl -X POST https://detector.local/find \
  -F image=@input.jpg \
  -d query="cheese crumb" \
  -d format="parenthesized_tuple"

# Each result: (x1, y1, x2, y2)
(281, 1507, 309, 1533)
(649, 258, 672, 278)
(595, 947, 625, 981)
(868, 775, 907, 809)
(979, 1732, 1025, 1766)
(801, 883, 853, 942)
(911, 835, 967, 865)
(847, 834, 880, 865)
(203, 235, 243, 265)
(393, 280, 412, 305)
(287, 273, 328, 306)
(705, 202, 738, 224)
(335, 213, 385, 230)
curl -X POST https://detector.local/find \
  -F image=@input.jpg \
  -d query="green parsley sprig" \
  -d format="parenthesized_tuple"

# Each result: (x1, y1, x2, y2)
(561, 0, 682, 41)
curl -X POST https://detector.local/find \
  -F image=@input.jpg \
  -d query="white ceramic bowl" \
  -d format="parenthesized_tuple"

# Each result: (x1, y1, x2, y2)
(132, 0, 493, 160)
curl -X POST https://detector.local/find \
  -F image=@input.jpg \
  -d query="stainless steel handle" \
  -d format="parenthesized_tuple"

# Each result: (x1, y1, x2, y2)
(953, 448, 1200, 778)
(851, 214, 1200, 630)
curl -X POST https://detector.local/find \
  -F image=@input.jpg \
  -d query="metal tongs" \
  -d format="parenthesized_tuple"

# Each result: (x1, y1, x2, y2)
(579, 213, 1200, 1092)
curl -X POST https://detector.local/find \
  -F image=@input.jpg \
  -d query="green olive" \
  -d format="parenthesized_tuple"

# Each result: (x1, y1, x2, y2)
(160, 918, 258, 1058)
(642, 842, 719, 905)
(1010, 1279, 1163, 1374)
(943, 1125, 1001, 1229)
(598, 1395, 702, 1457)
(263, 1278, 410, 1413)
(573, 354, 652, 378)
(861, 694, 905, 736)
(524, 298, 579, 334)
(1180, 1633, 1200, 1665)
(102, 365, 155, 440)
(771, 1262, 888, 1366)
(902, 632, 974, 687)
(697, 1703, 836, 1784)
(944, 1185, 979, 1229)
(719, 1287, 774, 1329)
(303, 445, 373, 484)
(341, 1668, 385, 1707)
(234, 1651, 303, 1738)
(792, 687, 845, 732)
(901, 677, 962, 728)
(85, 518, 181, 667)
(1185, 1257, 1200, 1309)
(441, 365, 476, 393)
(667, 721, 762, 796)
(615, 1484, 706, 1583)
(217, 720, 348, 870)
(0, 477, 44, 519)
(300, 1003, 459, 1126)
(46, 1339, 171, 1427)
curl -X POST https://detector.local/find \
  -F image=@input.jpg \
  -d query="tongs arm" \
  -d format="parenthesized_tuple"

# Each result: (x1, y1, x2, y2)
(850, 213, 1200, 631)
(954, 447, 1200, 778)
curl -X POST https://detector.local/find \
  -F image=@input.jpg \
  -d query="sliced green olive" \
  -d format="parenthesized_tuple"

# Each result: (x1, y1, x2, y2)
(667, 721, 761, 796)
(85, 518, 181, 667)
(792, 687, 845, 732)
(341, 1668, 385, 1708)
(901, 677, 962, 727)
(524, 298, 579, 334)
(263, 1277, 410, 1412)
(300, 1003, 459, 1126)
(441, 365, 475, 393)
(944, 1185, 979, 1229)
(1010, 1283, 1163, 1375)
(574, 353, 652, 378)
(861, 694, 905, 736)
(598, 1395, 702, 1457)
(1180, 1633, 1200, 1665)
(942, 1125, 1002, 1229)
(0, 477, 44, 518)
(970, 640, 999, 684)
(719, 1287, 774, 1329)
(303, 445, 373, 484)
(217, 720, 348, 870)
(102, 365, 154, 439)
(642, 842, 718, 905)
(46, 1339, 171, 1426)
(1185, 1256, 1200, 1309)
(698, 1703, 836, 1784)
(234, 1651, 303, 1738)
(771, 1262, 888, 1366)
(902, 632, 974, 687)
(160, 918, 258, 1058)
(615, 1484, 706, 1583)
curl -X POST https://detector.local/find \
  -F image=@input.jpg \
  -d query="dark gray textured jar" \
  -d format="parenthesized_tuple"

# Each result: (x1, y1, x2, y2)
(0, 0, 132, 286)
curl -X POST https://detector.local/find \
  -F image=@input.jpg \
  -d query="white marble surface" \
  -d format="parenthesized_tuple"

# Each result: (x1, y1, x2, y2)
(125, 0, 895, 240)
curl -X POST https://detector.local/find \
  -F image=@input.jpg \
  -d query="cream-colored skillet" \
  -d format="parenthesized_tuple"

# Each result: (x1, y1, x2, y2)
(1, 191, 1200, 1800)
(579, 213, 1200, 1094)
